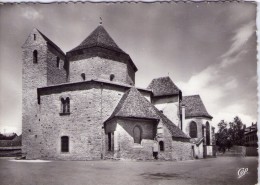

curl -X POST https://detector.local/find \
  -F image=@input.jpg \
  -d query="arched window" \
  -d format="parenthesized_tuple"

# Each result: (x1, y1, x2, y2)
(61, 136, 69, 152)
(33, 50, 38, 63)
(56, 57, 60, 68)
(206, 122, 210, 145)
(61, 97, 70, 114)
(133, 126, 142, 144)
(159, 141, 164, 151)
(190, 121, 197, 138)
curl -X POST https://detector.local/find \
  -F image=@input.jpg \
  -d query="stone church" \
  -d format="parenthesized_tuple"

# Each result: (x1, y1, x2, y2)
(22, 24, 215, 160)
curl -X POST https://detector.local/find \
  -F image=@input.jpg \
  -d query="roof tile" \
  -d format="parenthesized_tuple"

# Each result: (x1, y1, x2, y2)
(182, 95, 213, 119)
(108, 87, 160, 120)
(148, 76, 180, 97)
(106, 87, 190, 139)
(69, 25, 126, 54)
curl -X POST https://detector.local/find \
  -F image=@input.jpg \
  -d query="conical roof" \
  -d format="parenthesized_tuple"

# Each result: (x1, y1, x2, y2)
(147, 76, 180, 97)
(69, 25, 126, 54)
(108, 87, 160, 121)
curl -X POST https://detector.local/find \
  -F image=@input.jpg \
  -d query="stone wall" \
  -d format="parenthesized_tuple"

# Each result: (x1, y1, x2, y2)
(38, 83, 124, 160)
(105, 119, 157, 160)
(171, 140, 193, 160)
(22, 29, 49, 159)
(157, 122, 175, 160)
(69, 56, 134, 85)
(22, 29, 68, 159)
(46, 45, 67, 85)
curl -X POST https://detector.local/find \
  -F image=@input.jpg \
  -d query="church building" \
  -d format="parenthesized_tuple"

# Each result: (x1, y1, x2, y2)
(22, 24, 215, 160)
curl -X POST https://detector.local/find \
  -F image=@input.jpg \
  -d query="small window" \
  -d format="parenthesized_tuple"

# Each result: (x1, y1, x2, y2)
(34, 34, 36, 41)
(159, 141, 164, 151)
(56, 57, 60, 68)
(33, 50, 38, 64)
(81, 73, 86, 81)
(108, 133, 112, 151)
(61, 136, 69, 152)
(61, 97, 70, 114)
(110, 74, 115, 81)
(133, 126, 142, 144)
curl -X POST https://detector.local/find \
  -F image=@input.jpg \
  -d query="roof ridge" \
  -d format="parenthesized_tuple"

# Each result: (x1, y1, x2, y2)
(106, 87, 160, 121)
(36, 29, 65, 56)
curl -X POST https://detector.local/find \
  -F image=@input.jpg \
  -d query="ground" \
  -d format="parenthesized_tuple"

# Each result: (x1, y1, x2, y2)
(0, 156, 257, 185)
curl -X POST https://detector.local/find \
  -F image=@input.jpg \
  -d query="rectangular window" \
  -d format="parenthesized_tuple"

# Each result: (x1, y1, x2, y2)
(108, 133, 112, 151)
(61, 136, 69, 152)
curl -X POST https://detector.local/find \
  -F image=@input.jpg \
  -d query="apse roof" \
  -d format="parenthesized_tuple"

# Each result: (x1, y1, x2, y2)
(182, 95, 213, 119)
(107, 87, 160, 121)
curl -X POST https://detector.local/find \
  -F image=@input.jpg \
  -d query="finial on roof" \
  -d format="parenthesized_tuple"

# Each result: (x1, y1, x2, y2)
(99, 17, 102, 25)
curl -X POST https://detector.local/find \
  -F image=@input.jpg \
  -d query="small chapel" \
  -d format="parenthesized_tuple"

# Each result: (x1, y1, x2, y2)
(22, 24, 215, 160)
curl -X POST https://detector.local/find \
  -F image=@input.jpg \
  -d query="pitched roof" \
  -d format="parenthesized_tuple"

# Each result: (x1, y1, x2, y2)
(36, 29, 65, 56)
(107, 87, 160, 121)
(190, 137, 204, 146)
(182, 95, 213, 119)
(69, 25, 126, 54)
(106, 87, 190, 139)
(154, 108, 190, 139)
(147, 76, 180, 97)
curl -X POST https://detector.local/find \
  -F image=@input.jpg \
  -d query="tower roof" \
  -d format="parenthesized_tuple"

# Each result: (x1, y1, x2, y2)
(182, 95, 213, 119)
(147, 76, 181, 97)
(36, 29, 65, 55)
(107, 87, 160, 121)
(69, 25, 126, 54)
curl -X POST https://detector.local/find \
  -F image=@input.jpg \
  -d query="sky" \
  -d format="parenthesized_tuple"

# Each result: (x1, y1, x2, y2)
(0, 2, 257, 135)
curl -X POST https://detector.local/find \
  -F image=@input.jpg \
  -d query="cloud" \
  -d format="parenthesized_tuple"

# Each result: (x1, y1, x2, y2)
(22, 7, 43, 20)
(176, 21, 256, 130)
(220, 21, 255, 68)
(213, 104, 256, 127)
(0, 126, 21, 135)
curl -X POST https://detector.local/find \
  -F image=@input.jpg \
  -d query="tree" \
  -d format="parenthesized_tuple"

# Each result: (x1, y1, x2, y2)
(0, 132, 17, 140)
(216, 116, 246, 153)
(228, 116, 245, 146)
(216, 120, 230, 153)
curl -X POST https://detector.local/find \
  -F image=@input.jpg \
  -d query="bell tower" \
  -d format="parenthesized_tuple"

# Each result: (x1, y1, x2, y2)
(22, 28, 67, 159)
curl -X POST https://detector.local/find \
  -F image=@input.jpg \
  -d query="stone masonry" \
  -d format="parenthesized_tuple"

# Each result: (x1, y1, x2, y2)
(22, 25, 213, 161)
